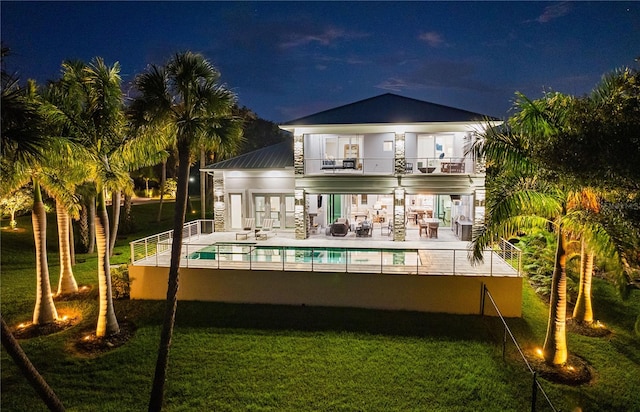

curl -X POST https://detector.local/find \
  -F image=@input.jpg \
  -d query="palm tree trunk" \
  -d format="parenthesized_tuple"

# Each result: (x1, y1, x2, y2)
(200, 148, 206, 219)
(55, 201, 78, 295)
(121, 193, 134, 234)
(69, 218, 76, 266)
(1, 316, 65, 412)
(573, 239, 594, 324)
(32, 181, 58, 325)
(109, 190, 121, 256)
(156, 158, 167, 222)
(149, 144, 190, 412)
(542, 227, 568, 366)
(88, 194, 96, 254)
(78, 201, 90, 253)
(95, 190, 119, 337)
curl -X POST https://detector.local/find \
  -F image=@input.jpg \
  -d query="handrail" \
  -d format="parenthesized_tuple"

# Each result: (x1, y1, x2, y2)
(482, 285, 557, 412)
(130, 220, 215, 265)
(130, 224, 521, 277)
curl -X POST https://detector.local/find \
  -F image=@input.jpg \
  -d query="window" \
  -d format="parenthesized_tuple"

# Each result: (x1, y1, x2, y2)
(383, 141, 393, 152)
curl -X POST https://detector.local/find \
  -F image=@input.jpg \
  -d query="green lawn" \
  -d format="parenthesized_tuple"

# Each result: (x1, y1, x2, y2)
(2, 202, 639, 411)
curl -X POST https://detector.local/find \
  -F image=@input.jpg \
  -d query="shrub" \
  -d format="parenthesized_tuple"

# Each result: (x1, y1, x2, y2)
(111, 265, 130, 299)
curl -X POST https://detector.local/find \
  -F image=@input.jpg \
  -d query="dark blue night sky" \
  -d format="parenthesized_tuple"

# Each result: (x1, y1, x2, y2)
(2, 1, 638, 122)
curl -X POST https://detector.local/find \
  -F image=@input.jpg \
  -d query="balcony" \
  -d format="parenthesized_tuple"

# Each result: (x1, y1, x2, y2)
(303, 157, 476, 175)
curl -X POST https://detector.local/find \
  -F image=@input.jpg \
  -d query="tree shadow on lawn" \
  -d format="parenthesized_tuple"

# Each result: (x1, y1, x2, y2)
(167, 301, 534, 344)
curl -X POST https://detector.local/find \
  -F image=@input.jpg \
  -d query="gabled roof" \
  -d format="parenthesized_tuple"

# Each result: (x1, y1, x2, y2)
(202, 140, 293, 170)
(283, 93, 496, 125)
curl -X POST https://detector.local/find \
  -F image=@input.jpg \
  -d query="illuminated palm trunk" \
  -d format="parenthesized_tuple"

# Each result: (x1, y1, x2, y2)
(88, 194, 96, 254)
(32, 181, 58, 325)
(56, 201, 78, 295)
(95, 190, 119, 337)
(572, 239, 594, 324)
(543, 227, 568, 365)
(109, 190, 121, 256)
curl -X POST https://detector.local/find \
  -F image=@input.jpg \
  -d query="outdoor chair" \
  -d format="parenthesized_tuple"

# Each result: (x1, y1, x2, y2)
(355, 220, 372, 237)
(260, 218, 275, 238)
(236, 218, 256, 240)
(330, 218, 350, 237)
(381, 220, 393, 236)
(428, 222, 439, 238)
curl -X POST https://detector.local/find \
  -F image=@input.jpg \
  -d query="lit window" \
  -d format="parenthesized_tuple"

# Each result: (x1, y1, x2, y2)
(383, 141, 393, 151)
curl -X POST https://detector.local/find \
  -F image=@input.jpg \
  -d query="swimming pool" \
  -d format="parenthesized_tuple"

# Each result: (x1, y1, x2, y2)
(188, 243, 418, 266)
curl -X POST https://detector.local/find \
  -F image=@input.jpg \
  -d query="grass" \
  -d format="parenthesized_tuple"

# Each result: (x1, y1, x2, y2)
(2, 202, 639, 411)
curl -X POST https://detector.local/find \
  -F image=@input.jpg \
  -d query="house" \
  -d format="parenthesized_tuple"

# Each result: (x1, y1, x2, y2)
(128, 93, 521, 317)
(203, 93, 500, 241)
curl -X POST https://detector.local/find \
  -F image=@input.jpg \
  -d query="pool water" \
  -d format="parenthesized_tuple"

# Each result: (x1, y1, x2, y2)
(188, 244, 417, 265)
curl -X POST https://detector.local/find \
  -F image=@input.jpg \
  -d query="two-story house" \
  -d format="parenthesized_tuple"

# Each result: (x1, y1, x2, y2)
(203, 93, 499, 242)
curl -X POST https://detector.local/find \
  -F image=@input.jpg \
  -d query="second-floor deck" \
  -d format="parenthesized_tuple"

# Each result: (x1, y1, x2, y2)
(305, 156, 477, 175)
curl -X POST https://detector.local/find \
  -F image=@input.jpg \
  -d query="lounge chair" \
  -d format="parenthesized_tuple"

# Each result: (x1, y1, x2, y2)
(236, 218, 255, 240)
(257, 218, 275, 239)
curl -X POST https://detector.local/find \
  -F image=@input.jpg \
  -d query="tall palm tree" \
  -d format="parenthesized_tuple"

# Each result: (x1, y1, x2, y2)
(42, 57, 128, 336)
(131, 51, 242, 411)
(39, 80, 87, 295)
(472, 92, 578, 366)
(1, 46, 65, 410)
(31, 179, 59, 324)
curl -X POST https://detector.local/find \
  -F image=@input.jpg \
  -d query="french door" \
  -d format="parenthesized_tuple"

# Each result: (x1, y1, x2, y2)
(254, 194, 295, 229)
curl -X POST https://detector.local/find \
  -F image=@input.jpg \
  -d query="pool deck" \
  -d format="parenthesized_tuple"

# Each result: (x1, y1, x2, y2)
(132, 225, 519, 277)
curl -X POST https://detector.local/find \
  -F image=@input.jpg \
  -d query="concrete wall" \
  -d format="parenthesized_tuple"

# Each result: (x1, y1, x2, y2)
(130, 266, 522, 317)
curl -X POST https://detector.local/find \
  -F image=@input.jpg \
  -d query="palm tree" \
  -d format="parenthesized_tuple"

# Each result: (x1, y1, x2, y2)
(31, 179, 59, 324)
(1, 46, 65, 410)
(472, 92, 577, 366)
(131, 51, 242, 411)
(1, 315, 65, 412)
(39, 80, 87, 295)
(42, 57, 128, 336)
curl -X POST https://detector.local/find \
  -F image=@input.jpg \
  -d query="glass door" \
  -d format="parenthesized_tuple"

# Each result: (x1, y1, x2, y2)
(229, 193, 243, 229)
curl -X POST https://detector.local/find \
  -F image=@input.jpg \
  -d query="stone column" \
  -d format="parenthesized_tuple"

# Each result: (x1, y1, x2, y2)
(294, 134, 304, 175)
(294, 189, 307, 239)
(393, 187, 405, 241)
(471, 133, 486, 174)
(213, 176, 225, 232)
(394, 133, 406, 174)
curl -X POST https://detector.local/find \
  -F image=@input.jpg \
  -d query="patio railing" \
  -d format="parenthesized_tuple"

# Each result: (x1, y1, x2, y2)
(130, 219, 215, 266)
(130, 220, 520, 277)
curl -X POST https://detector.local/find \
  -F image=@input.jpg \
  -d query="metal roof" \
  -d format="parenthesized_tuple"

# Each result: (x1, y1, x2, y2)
(283, 93, 496, 125)
(202, 140, 293, 170)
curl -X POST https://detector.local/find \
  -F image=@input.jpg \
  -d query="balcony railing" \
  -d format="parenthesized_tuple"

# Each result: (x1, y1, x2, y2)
(404, 157, 474, 174)
(303, 157, 475, 175)
(130, 220, 520, 277)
